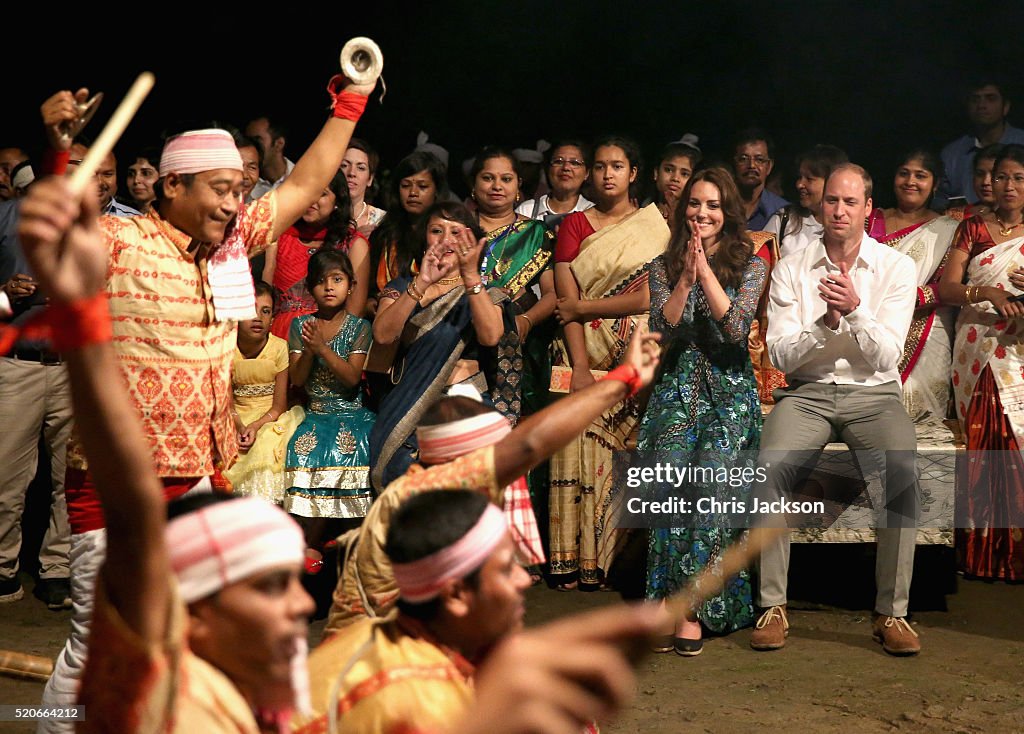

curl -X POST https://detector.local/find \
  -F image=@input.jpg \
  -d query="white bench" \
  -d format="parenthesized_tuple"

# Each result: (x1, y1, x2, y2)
(784, 420, 960, 546)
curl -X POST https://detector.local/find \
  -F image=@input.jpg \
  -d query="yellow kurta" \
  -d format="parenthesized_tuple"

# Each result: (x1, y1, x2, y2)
(223, 334, 305, 503)
(68, 194, 278, 478)
(294, 615, 474, 734)
(325, 446, 502, 633)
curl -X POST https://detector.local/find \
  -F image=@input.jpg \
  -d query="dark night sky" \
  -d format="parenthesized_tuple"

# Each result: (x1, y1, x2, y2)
(6, 1, 1024, 206)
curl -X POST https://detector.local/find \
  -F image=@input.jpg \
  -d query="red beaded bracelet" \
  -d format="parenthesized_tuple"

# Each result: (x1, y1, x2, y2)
(602, 364, 642, 398)
(326, 75, 369, 121)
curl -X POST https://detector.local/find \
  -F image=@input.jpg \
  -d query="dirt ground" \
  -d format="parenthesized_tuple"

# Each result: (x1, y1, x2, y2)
(0, 545, 1021, 734)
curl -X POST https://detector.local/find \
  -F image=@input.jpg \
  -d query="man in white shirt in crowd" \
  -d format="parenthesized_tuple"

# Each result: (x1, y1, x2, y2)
(68, 143, 139, 218)
(751, 163, 921, 656)
(245, 115, 294, 200)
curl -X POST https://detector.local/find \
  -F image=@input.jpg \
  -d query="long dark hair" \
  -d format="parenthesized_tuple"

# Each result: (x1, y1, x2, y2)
(320, 171, 357, 250)
(305, 248, 356, 293)
(370, 151, 451, 288)
(665, 167, 753, 290)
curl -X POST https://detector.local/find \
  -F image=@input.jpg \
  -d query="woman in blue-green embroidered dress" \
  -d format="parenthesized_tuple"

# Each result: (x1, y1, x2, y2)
(284, 250, 375, 557)
(639, 168, 767, 655)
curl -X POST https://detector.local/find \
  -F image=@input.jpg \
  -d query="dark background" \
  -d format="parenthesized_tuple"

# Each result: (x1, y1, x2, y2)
(5, 1, 1024, 205)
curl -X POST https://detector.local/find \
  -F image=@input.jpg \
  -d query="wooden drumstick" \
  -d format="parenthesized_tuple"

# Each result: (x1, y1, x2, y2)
(0, 650, 54, 683)
(68, 72, 155, 197)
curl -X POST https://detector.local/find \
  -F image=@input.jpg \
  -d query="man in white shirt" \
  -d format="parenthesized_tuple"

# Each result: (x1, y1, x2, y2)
(751, 164, 921, 656)
(245, 115, 295, 200)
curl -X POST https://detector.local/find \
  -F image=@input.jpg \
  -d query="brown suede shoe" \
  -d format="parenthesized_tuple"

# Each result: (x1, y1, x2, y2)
(872, 615, 921, 656)
(750, 605, 788, 650)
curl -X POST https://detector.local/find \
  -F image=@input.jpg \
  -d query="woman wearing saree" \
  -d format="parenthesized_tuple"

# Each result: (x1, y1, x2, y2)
(472, 148, 557, 577)
(939, 144, 1024, 581)
(867, 149, 959, 423)
(642, 167, 766, 655)
(369, 201, 523, 491)
(471, 147, 557, 414)
(367, 151, 450, 313)
(267, 170, 370, 338)
(549, 136, 671, 590)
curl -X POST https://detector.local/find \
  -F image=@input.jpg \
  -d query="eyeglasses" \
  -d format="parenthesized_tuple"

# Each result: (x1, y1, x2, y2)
(734, 155, 771, 167)
(994, 173, 1024, 185)
(550, 157, 585, 169)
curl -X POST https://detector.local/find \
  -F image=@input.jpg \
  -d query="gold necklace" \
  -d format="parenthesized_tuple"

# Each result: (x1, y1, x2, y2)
(996, 213, 1024, 236)
(436, 275, 462, 286)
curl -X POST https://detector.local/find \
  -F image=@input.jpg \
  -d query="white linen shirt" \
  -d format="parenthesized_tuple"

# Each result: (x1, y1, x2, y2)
(250, 157, 295, 202)
(766, 234, 916, 386)
(764, 210, 823, 257)
(516, 193, 593, 219)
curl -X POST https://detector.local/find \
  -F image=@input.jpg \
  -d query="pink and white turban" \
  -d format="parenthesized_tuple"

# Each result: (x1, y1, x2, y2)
(391, 503, 507, 603)
(415, 409, 545, 567)
(165, 497, 311, 715)
(416, 413, 511, 465)
(165, 497, 304, 604)
(159, 129, 243, 178)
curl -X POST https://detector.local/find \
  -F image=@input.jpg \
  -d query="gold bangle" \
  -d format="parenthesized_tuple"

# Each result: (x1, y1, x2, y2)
(519, 312, 534, 329)
(965, 285, 972, 304)
(973, 286, 980, 303)
(407, 280, 424, 302)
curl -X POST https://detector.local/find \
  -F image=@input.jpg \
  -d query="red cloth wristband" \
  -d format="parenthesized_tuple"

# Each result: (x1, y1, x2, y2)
(42, 148, 70, 177)
(326, 75, 369, 121)
(46, 293, 112, 352)
(603, 364, 642, 398)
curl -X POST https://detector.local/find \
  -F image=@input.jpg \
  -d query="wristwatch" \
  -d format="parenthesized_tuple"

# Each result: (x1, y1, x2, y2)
(466, 281, 485, 296)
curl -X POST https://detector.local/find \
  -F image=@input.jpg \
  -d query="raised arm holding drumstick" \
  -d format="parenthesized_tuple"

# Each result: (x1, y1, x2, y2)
(35, 64, 381, 731)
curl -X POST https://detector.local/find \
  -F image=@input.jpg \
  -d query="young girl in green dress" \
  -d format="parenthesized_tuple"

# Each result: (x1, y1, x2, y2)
(284, 250, 375, 568)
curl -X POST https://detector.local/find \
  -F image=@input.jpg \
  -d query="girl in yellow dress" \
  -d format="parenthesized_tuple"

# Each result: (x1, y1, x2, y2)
(223, 282, 304, 502)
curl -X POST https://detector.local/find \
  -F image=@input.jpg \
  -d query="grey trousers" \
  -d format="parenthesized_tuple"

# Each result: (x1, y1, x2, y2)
(0, 358, 72, 581)
(756, 381, 919, 617)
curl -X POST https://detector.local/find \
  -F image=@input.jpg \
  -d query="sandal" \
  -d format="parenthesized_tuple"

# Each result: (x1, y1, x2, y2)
(555, 581, 578, 592)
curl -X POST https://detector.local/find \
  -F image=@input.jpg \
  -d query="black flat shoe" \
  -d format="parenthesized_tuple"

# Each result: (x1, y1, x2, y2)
(673, 636, 703, 657)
